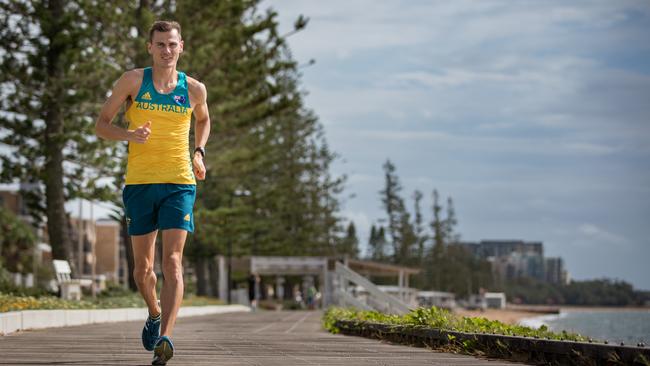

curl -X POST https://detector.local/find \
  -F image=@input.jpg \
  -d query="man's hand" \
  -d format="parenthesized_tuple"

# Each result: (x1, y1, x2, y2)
(193, 153, 206, 180)
(129, 121, 151, 143)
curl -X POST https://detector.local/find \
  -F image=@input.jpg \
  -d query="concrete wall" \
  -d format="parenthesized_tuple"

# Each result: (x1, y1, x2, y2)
(0, 305, 250, 336)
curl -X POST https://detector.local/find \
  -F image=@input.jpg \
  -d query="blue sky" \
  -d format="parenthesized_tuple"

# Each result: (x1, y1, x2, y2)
(265, 0, 650, 290)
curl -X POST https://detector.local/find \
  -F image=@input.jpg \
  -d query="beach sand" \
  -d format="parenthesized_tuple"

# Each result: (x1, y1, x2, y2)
(453, 308, 545, 325)
(453, 305, 649, 325)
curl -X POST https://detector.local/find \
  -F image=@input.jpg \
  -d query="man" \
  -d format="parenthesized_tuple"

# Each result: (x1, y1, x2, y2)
(95, 20, 210, 365)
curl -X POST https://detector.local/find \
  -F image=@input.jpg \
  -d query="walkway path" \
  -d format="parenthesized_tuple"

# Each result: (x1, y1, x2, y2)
(0, 310, 524, 365)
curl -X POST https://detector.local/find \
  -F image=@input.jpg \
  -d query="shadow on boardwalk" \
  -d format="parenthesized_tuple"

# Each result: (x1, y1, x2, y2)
(0, 310, 525, 365)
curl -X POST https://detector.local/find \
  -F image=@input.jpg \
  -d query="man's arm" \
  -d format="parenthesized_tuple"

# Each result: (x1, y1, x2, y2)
(95, 71, 150, 143)
(190, 80, 210, 180)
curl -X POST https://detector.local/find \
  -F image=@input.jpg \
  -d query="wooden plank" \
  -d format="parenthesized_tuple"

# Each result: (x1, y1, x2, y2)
(0, 311, 522, 365)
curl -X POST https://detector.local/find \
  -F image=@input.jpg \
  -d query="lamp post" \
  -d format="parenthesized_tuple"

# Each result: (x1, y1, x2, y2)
(226, 188, 251, 304)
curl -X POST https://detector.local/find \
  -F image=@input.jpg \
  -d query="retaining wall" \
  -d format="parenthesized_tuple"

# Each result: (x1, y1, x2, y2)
(0, 305, 250, 336)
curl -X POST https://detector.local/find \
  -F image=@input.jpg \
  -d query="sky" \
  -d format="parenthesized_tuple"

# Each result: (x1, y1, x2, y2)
(263, 0, 650, 290)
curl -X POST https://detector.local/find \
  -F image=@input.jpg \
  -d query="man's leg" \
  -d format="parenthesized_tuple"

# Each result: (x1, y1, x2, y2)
(132, 231, 161, 317)
(159, 229, 187, 337)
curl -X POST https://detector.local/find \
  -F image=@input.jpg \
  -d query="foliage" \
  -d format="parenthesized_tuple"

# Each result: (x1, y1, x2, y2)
(0, 291, 223, 313)
(174, 1, 346, 286)
(0, 207, 36, 273)
(505, 277, 647, 306)
(338, 221, 359, 258)
(0, 1, 131, 264)
(372, 160, 494, 294)
(322, 306, 589, 342)
(1, 1, 347, 295)
(367, 225, 388, 262)
(379, 160, 416, 265)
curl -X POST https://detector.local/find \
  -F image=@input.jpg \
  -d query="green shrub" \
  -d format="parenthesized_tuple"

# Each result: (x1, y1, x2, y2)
(323, 306, 588, 342)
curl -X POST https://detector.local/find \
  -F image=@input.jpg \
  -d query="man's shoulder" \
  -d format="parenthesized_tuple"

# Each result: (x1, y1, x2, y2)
(186, 75, 207, 98)
(122, 68, 145, 83)
(186, 75, 206, 90)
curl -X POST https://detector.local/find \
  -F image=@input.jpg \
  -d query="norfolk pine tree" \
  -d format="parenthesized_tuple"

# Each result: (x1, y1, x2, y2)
(0, 1, 133, 267)
(169, 2, 344, 285)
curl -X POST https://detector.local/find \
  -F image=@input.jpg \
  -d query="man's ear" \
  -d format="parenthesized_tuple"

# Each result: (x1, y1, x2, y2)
(146, 42, 152, 55)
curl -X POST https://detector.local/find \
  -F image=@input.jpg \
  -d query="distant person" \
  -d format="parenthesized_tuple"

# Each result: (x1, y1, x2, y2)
(248, 273, 260, 311)
(95, 20, 210, 365)
(306, 285, 317, 310)
(293, 284, 304, 308)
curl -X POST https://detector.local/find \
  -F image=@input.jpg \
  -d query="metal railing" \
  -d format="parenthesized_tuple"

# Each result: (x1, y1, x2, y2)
(332, 262, 411, 315)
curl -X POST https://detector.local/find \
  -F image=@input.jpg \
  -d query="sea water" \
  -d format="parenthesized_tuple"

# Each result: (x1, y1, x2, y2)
(520, 310, 650, 345)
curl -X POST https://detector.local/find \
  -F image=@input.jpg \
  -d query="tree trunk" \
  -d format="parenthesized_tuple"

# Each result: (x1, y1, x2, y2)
(43, 0, 73, 265)
(121, 215, 137, 290)
(195, 256, 207, 296)
(208, 257, 219, 297)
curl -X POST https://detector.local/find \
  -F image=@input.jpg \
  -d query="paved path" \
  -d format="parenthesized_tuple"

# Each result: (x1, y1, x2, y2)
(0, 310, 524, 365)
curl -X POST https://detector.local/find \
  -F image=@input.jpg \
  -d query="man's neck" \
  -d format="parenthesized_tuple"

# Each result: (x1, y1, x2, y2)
(151, 66, 177, 88)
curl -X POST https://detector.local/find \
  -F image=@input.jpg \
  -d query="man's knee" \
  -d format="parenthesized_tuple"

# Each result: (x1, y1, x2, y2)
(133, 266, 155, 285)
(162, 254, 183, 283)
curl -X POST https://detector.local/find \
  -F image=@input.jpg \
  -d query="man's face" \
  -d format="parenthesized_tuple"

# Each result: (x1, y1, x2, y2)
(147, 29, 183, 68)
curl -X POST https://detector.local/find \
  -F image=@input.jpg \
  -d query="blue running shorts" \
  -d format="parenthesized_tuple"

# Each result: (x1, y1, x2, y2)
(122, 184, 196, 235)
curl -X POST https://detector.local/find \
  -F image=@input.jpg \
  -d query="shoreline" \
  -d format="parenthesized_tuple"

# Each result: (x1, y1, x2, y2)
(453, 305, 649, 326)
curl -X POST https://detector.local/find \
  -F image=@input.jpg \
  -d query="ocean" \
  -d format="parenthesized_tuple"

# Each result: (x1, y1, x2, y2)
(520, 310, 650, 345)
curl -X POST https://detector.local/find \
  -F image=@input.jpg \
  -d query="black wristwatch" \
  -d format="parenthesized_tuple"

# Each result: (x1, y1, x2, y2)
(194, 146, 205, 158)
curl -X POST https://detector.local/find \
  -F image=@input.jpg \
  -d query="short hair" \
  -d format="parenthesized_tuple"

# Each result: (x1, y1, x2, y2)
(148, 20, 182, 42)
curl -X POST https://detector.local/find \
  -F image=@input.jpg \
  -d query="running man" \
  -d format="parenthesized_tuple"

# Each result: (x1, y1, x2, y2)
(95, 20, 210, 365)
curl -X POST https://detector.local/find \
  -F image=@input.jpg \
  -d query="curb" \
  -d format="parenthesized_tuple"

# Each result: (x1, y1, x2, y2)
(335, 320, 650, 365)
(0, 305, 250, 336)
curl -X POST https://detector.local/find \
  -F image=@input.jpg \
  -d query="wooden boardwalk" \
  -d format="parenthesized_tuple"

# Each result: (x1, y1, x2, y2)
(0, 310, 524, 365)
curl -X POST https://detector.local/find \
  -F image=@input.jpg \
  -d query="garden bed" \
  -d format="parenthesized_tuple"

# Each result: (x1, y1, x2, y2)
(0, 292, 223, 313)
(323, 307, 650, 365)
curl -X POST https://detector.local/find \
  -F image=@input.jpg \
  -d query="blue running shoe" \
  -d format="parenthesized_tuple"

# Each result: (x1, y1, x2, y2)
(152, 336, 174, 365)
(142, 313, 161, 351)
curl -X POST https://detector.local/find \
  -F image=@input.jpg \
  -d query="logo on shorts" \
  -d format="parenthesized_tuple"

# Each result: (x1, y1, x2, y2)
(141, 92, 152, 101)
(126, 217, 131, 226)
(184, 213, 191, 222)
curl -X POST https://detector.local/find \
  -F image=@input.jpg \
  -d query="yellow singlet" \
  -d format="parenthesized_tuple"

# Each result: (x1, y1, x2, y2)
(124, 67, 195, 185)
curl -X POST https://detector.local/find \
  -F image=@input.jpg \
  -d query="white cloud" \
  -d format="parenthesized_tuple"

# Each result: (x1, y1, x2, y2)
(266, 0, 650, 289)
(577, 223, 628, 246)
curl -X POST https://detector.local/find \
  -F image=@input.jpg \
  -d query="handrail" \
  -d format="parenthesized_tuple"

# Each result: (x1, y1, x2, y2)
(335, 289, 373, 311)
(334, 262, 411, 314)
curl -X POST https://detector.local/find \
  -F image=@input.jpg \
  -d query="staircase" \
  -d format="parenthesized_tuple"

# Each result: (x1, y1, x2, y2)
(331, 261, 411, 315)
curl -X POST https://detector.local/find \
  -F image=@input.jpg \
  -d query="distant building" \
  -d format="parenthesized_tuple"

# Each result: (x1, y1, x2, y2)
(0, 187, 33, 222)
(460, 239, 565, 284)
(490, 251, 545, 281)
(545, 257, 569, 285)
(484, 292, 507, 309)
(2, 186, 126, 286)
(460, 240, 543, 259)
(69, 217, 125, 284)
(95, 220, 123, 283)
(417, 290, 456, 309)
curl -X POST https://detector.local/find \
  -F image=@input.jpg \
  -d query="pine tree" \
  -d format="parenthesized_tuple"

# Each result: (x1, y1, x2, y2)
(380, 160, 403, 262)
(169, 1, 344, 279)
(444, 197, 460, 244)
(375, 226, 388, 262)
(0, 1, 132, 267)
(338, 221, 359, 258)
(413, 190, 427, 262)
(367, 225, 377, 259)
(426, 189, 446, 289)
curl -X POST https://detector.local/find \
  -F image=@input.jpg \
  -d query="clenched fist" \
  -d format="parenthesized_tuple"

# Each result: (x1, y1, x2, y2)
(193, 153, 206, 180)
(129, 121, 151, 143)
